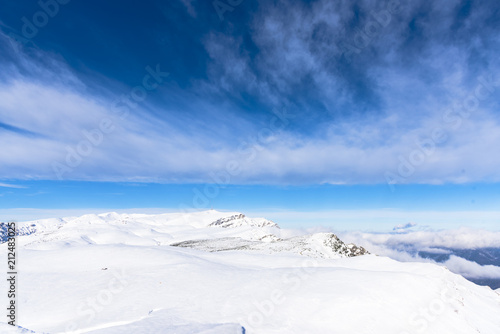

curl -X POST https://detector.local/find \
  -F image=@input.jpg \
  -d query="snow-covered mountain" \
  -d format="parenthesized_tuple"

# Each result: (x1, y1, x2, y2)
(1, 210, 500, 333)
(1, 211, 367, 258)
(208, 213, 279, 228)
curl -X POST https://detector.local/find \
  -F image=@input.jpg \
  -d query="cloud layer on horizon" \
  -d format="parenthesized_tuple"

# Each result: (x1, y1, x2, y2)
(339, 227, 500, 279)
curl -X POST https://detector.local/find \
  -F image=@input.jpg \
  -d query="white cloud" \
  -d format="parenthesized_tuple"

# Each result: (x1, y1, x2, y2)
(0, 183, 27, 189)
(1, 21, 500, 185)
(341, 227, 500, 250)
(336, 227, 500, 280)
(2, 68, 499, 184)
(393, 222, 417, 232)
(443, 256, 500, 279)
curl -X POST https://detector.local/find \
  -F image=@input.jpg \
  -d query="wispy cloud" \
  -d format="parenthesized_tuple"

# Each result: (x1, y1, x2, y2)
(0, 182, 27, 189)
(393, 222, 417, 232)
(1, 0, 499, 185)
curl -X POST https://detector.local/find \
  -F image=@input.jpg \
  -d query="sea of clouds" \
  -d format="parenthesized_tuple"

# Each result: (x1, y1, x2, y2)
(338, 227, 500, 282)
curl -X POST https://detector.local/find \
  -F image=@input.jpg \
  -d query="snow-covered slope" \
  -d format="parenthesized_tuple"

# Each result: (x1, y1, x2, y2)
(1, 210, 500, 333)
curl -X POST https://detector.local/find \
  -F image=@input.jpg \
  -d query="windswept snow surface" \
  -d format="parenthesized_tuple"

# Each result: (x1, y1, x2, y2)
(1, 210, 500, 333)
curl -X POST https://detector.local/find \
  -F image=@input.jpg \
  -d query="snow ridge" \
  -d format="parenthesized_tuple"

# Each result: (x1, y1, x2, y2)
(172, 232, 369, 258)
(208, 213, 279, 229)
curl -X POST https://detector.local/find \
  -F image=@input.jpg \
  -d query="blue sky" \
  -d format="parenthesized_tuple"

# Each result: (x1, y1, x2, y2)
(0, 0, 499, 229)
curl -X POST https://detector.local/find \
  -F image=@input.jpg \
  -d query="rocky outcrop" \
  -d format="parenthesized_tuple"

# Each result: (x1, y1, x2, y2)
(0, 222, 37, 243)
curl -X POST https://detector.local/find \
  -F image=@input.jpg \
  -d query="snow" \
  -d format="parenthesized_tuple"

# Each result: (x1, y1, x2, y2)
(1, 210, 500, 333)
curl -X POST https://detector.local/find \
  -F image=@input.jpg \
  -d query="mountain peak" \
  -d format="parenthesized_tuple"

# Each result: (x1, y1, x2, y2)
(208, 213, 279, 229)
